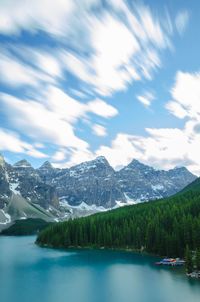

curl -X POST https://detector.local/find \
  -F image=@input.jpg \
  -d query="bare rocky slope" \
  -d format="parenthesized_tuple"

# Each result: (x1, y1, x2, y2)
(0, 153, 197, 227)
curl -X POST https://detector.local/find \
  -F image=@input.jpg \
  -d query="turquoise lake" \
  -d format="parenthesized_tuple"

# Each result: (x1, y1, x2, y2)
(0, 236, 200, 302)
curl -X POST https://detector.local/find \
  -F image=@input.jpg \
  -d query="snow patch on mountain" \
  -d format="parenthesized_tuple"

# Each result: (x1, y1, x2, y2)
(151, 184, 165, 191)
(9, 183, 20, 195)
(124, 193, 138, 204)
(0, 210, 11, 224)
(60, 199, 107, 212)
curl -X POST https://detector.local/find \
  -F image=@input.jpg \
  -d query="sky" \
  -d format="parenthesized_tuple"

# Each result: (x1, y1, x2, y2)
(0, 0, 200, 175)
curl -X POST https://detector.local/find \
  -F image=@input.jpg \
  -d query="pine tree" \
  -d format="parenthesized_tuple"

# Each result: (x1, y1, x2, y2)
(36, 189, 200, 258)
(195, 248, 200, 271)
(185, 245, 193, 274)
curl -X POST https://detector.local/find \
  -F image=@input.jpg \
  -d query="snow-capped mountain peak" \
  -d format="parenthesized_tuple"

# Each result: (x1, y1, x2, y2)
(13, 159, 32, 168)
(39, 161, 53, 170)
(0, 154, 197, 226)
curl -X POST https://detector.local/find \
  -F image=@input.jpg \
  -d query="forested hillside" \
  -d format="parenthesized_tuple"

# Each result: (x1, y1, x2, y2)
(36, 180, 200, 257)
(1, 219, 51, 236)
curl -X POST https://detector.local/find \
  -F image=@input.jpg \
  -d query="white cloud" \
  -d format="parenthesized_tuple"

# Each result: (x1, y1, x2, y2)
(0, 1, 180, 97)
(166, 101, 187, 119)
(61, 51, 92, 83)
(88, 13, 140, 95)
(0, 52, 53, 87)
(96, 70, 200, 175)
(87, 3, 174, 95)
(58, 1, 175, 96)
(137, 91, 155, 107)
(41, 86, 87, 124)
(95, 124, 200, 175)
(26, 148, 47, 158)
(87, 98, 118, 118)
(34, 52, 62, 78)
(52, 149, 67, 161)
(34, 142, 45, 149)
(0, 128, 47, 158)
(53, 148, 94, 168)
(175, 10, 189, 35)
(137, 6, 170, 48)
(0, 0, 75, 36)
(166, 71, 200, 119)
(13, 46, 63, 78)
(0, 87, 118, 161)
(0, 0, 193, 171)
(69, 89, 87, 99)
(96, 133, 141, 168)
(0, 92, 89, 150)
(92, 124, 107, 137)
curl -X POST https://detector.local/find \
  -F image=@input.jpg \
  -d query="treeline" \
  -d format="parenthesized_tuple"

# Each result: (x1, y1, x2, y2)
(185, 246, 200, 273)
(36, 189, 200, 257)
(1, 219, 51, 236)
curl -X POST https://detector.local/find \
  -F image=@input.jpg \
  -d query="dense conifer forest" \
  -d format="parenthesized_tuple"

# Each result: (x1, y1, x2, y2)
(1, 219, 51, 236)
(36, 179, 200, 257)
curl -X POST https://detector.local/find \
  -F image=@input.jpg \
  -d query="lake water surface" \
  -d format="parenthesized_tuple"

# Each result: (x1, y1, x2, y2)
(0, 236, 200, 302)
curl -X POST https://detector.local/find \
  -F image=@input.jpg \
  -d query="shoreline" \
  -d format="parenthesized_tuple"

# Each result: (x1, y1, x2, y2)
(37, 243, 192, 273)
(36, 241, 183, 262)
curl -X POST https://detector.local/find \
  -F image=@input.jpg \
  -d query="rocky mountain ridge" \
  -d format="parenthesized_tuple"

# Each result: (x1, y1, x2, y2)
(0, 153, 197, 227)
(37, 156, 197, 207)
(0, 154, 58, 227)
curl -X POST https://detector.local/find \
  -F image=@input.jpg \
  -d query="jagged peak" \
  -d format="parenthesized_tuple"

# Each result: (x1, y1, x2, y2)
(129, 159, 142, 165)
(127, 159, 153, 170)
(94, 156, 109, 164)
(173, 166, 187, 171)
(70, 156, 112, 173)
(123, 159, 196, 177)
(169, 166, 195, 176)
(173, 166, 189, 171)
(13, 159, 32, 168)
(39, 161, 53, 170)
(85, 156, 111, 167)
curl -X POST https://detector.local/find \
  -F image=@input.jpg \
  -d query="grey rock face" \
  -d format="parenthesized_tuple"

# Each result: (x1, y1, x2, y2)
(38, 156, 197, 207)
(117, 159, 197, 202)
(37, 161, 59, 184)
(0, 155, 59, 210)
(0, 156, 11, 208)
(38, 156, 125, 208)
(0, 153, 197, 213)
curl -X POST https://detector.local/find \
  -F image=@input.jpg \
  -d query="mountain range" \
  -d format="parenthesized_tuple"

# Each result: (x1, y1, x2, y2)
(0, 153, 197, 229)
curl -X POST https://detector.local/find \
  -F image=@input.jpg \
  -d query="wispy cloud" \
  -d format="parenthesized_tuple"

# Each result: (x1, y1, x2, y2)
(0, 86, 118, 161)
(0, 0, 75, 36)
(166, 71, 200, 119)
(137, 91, 155, 107)
(0, 128, 47, 158)
(96, 71, 200, 175)
(96, 123, 200, 175)
(87, 98, 118, 118)
(52, 149, 67, 162)
(175, 10, 189, 35)
(92, 124, 107, 137)
(0, 0, 176, 96)
(0, 51, 53, 87)
(58, 2, 174, 96)
(0, 0, 192, 170)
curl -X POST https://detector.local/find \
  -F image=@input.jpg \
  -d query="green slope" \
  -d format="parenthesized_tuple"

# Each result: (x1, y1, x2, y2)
(36, 178, 200, 257)
(1, 218, 52, 235)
